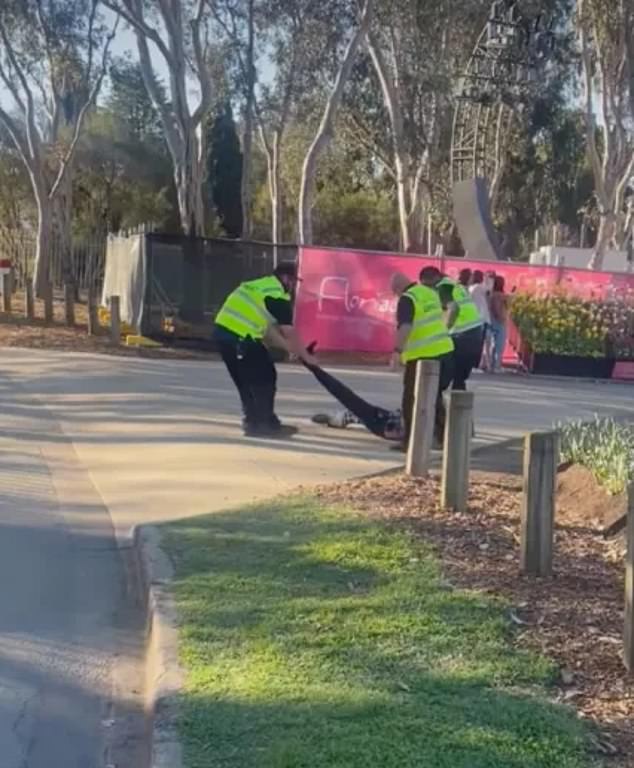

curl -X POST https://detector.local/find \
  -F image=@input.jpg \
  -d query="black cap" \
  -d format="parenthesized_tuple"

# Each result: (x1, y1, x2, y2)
(274, 261, 300, 280)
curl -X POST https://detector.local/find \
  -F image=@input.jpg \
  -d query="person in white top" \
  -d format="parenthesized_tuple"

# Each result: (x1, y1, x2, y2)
(469, 270, 490, 323)
(469, 270, 491, 370)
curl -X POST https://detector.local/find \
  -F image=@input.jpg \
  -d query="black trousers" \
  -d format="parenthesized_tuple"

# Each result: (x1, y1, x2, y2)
(402, 352, 455, 443)
(216, 336, 279, 429)
(452, 327, 485, 391)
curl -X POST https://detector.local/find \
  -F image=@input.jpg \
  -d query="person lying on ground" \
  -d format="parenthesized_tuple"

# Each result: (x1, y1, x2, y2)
(301, 344, 404, 441)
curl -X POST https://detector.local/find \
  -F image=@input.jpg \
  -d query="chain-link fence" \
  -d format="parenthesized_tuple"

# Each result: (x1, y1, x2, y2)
(102, 233, 298, 336)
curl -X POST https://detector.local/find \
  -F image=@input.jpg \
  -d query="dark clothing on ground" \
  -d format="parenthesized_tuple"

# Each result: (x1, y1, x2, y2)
(303, 361, 399, 440)
(214, 328, 280, 430)
(452, 326, 484, 391)
(402, 351, 455, 443)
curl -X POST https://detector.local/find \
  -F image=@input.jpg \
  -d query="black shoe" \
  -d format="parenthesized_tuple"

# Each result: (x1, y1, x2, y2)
(312, 413, 330, 425)
(245, 423, 298, 439)
(269, 423, 298, 438)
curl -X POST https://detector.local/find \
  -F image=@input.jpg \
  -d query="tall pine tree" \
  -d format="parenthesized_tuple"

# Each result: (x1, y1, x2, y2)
(207, 102, 243, 239)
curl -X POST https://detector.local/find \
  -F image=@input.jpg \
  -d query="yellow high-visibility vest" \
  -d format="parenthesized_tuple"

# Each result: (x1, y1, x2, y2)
(215, 275, 290, 340)
(401, 284, 455, 363)
(437, 278, 483, 335)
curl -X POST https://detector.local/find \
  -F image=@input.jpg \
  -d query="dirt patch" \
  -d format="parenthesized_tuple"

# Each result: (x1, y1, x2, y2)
(316, 471, 633, 764)
(557, 464, 627, 534)
(0, 296, 212, 360)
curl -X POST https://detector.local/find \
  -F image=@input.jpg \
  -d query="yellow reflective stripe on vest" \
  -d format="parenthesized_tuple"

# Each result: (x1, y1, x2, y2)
(439, 279, 483, 335)
(215, 276, 290, 339)
(401, 285, 454, 362)
(234, 287, 275, 324)
(217, 306, 262, 333)
(406, 332, 454, 354)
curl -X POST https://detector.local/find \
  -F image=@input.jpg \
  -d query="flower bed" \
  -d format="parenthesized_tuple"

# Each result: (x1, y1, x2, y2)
(558, 416, 634, 496)
(511, 293, 634, 377)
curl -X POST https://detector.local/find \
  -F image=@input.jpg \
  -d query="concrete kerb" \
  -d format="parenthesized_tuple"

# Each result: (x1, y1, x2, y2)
(133, 525, 184, 768)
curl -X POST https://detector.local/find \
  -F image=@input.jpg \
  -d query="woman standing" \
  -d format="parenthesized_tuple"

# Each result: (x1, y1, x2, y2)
(488, 275, 509, 373)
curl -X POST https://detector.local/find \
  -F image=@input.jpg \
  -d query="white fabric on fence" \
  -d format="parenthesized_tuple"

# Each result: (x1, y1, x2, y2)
(101, 234, 146, 331)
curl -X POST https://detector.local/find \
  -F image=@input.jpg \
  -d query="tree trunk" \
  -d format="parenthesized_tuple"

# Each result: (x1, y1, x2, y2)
(241, 0, 256, 240)
(590, 211, 617, 270)
(33, 196, 52, 299)
(271, 131, 284, 266)
(367, 35, 413, 252)
(176, 132, 205, 236)
(52, 175, 75, 325)
(298, 0, 373, 245)
(395, 155, 411, 252)
(241, 104, 254, 239)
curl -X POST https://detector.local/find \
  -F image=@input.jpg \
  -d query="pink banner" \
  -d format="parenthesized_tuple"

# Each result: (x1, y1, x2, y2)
(295, 246, 634, 354)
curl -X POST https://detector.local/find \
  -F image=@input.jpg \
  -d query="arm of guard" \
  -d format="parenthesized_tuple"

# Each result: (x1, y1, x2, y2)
(445, 302, 459, 330)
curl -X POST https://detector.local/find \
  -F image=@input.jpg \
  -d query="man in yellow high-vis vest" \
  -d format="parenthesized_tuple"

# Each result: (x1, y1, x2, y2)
(214, 262, 315, 437)
(390, 271, 455, 451)
(435, 273, 485, 390)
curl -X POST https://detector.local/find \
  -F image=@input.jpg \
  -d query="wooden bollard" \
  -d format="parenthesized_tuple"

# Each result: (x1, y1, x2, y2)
(87, 286, 99, 336)
(64, 283, 75, 326)
(441, 391, 474, 512)
(43, 282, 54, 323)
(406, 359, 439, 477)
(110, 295, 121, 344)
(2, 272, 11, 313)
(25, 282, 34, 319)
(520, 431, 558, 577)
(624, 484, 634, 672)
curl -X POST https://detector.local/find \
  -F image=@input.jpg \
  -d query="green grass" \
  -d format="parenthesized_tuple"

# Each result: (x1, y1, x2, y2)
(164, 497, 592, 768)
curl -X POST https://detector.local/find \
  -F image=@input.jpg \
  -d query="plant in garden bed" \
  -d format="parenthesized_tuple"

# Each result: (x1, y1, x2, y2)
(512, 293, 634, 359)
(558, 416, 634, 495)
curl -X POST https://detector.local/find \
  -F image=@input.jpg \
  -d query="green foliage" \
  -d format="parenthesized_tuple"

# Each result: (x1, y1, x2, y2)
(72, 110, 176, 235)
(107, 58, 164, 142)
(558, 417, 634, 495)
(165, 497, 590, 768)
(314, 188, 399, 250)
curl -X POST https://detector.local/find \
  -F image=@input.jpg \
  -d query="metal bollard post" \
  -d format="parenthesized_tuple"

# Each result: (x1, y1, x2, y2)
(110, 295, 121, 344)
(624, 484, 634, 672)
(520, 431, 558, 577)
(406, 359, 440, 478)
(441, 391, 474, 512)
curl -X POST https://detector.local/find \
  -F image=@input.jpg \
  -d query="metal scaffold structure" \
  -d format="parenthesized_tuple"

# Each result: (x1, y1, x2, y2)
(451, 0, 556, 188)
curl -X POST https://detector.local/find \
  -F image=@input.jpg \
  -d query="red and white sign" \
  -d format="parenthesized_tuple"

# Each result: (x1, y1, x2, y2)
(295, 246, 634, 354)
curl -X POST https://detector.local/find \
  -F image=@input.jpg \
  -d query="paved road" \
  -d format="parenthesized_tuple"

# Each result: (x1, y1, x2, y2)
(2, 348, 633, 534)
(0, 347, 632, 765)
(0, 367, 147, 768)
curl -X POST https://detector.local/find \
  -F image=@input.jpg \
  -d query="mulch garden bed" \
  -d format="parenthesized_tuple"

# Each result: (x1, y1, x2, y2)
(315, 469, 632, 764)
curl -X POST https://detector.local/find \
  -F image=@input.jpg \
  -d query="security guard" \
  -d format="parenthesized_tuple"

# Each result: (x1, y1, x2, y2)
(214, 262, 314, 437)
(427, 268, 484, 390)
(391, 271, 455, 451)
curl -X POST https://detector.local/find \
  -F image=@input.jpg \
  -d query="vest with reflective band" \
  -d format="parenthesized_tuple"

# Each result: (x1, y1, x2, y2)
(401, 284, 454, 363)
(438, 278, 483, 335)
(215, 275, 290, 340)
